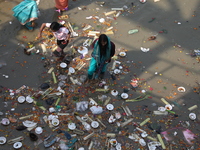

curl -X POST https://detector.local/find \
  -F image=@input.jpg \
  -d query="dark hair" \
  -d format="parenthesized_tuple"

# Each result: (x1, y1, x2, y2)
(99, 34, 108, 45)
(98, 34, 108, 56)
(50, 22, 61, 31)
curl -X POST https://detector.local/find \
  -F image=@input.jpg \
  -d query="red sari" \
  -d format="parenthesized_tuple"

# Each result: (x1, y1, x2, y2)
(55, 0, 68, 11)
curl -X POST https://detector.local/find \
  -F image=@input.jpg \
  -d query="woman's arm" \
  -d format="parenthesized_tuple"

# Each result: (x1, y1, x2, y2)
(37, 23, 47, 38)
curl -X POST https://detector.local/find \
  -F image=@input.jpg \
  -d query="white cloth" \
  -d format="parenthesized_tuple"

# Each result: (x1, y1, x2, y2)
(46, 23, 69, 40)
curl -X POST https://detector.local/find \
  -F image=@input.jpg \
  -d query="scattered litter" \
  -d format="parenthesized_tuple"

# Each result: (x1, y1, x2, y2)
(141, 47, 150, 52)
(128, 29, 139, 34)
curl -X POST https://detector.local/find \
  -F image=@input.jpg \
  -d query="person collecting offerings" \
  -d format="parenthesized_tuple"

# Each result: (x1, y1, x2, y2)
(37, 22, 71, 58)
(87, 34, 115, 82)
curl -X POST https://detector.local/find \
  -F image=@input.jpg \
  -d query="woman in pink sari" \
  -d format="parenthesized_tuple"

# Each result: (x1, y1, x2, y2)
(55, 0, 68, 12)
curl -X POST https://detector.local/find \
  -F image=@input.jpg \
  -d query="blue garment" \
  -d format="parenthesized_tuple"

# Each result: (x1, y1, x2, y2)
(88, 57, 108, 79)
(12, 0, 38, 28)
(24, 21, 33, 30)
(92, 37, 111, 65)
(88, 36, 111, 79)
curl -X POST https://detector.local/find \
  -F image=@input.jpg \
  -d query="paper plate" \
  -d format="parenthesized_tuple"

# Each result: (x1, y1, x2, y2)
(119, 52, 126, 57)
(0, 137, 6, 145)
(68, 123, 76, 130)
(52, 118, 59, 126)
(110, 139, 118, 145)
(13, 142, 22, 149)
(23, 120, 37, 128)
(106, 104, 114, 110)
(177, 87, 186, 92)
(78, 47, 88, 55)
(91, 121, 99, 128)
(189, 113, 196, 120)
(1, 118, 10, 125)
(26, 96, 33, 103)
(18, 96, 25, 103)
(121, 93, 128, 99)
(60, 62, 67, 68)
(158, 107, 166, 112)
(114, 69, 121, 74)
(35, 127, 43, 134)
(111, 90, 118, 96)
(69, 67, 75, 73)
(165, 104, 173, 110)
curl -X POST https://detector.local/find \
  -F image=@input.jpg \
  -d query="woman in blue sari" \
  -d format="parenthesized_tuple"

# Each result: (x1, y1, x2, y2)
(12, 0, 39, 31)
(87, 34, 115, 81)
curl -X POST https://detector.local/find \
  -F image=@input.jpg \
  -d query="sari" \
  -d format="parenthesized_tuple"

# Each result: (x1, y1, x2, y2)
(12, 0, 38, 30)
(88, 37, 111, 79)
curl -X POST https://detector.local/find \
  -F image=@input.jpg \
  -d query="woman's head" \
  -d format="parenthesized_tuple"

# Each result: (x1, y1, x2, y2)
(50, 22, 61, 32)
(99, 34, 108, 47)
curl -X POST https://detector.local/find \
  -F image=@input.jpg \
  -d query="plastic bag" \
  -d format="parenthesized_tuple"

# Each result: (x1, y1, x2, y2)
(59, 143, 69, 150)
(40, 83, 50, 90)
(90, 106, 103, 114)
(76, 101, 88, 112)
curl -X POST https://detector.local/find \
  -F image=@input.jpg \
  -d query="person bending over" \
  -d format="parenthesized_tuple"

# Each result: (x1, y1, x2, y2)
(87, 34, 115, 81)
(38, 22, 71, 58)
